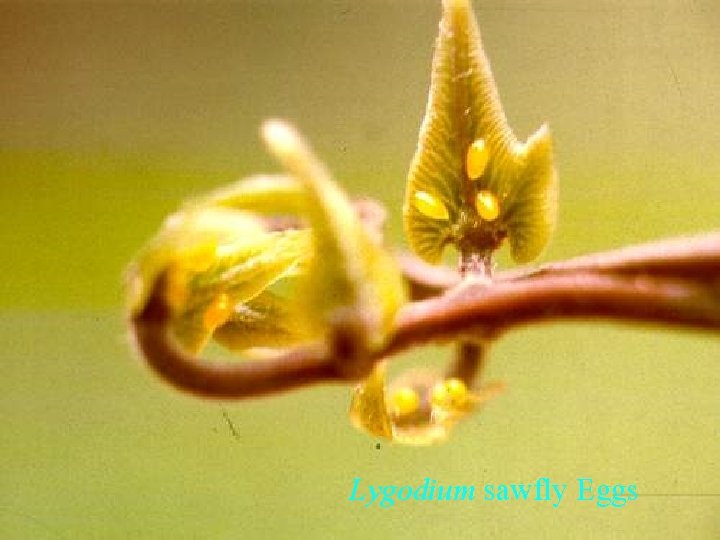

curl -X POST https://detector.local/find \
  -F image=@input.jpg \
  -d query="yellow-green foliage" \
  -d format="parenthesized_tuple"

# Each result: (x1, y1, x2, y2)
(127, 120, 406, 357)
(404, 0, 558, 265)
(350, 363, 487, 446)
(126, 0, 560, 446)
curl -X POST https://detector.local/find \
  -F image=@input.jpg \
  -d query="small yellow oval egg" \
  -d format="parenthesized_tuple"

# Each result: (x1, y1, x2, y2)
(391, 386, 421, 417)
(202, 292, 234, 330)
(413, 191, 449, 220)
(475, 190, 500, 221)
(444, 378, 468, 404)
(431, 377, 468, 409)
(466, 138, 489, 180)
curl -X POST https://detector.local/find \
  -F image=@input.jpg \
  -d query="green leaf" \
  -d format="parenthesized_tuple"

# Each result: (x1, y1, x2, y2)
(127, 207, 265, 317)
(187, 173, 310, 218)
(128, 121, 405, 357)
(126, 205, 312, 353)
(349, 362, 393, 440)
(212, 288, 313, 352)
(349, 366, 505, 446)
(261, 120, 406, 347)
(404, 0, 558, 266)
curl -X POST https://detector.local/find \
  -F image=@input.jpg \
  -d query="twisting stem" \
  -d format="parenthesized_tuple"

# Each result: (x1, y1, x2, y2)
(131, 231, 720, 400)
(131, 276, 343, 399)
(388, 272, 720, 353)
(401, 231, 720, 296)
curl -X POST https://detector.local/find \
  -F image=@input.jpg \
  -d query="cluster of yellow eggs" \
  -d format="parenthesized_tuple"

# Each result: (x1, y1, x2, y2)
(389, 377, 469, 417)
(412, 138, 500, 223)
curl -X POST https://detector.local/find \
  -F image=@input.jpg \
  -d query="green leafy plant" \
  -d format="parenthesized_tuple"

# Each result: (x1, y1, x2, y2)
(127, 0, 720, 446)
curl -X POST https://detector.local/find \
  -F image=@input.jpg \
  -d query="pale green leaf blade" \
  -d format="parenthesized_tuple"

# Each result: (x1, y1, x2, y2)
(126, 206, 312, 353)
(126, 207, 267, 317)
(500, 125, 558, 263)
(211, 288, 313, 351)
(349, 362, 393, 440)
(403, 0, 467, 263)
(404, 0, 557, 266)
(169, 226, 312, 353)
(261, 120, 406, 345)
(188, 174, 310, 218)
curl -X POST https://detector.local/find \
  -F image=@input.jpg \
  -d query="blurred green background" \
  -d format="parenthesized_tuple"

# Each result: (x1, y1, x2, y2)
(2, 1, 719, 538)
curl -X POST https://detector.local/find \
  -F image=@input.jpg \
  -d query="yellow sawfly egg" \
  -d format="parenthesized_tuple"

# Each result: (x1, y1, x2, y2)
(413, 191, 449, 220)
(474, 190, 500, 221)
(202, 292, 234, 330)
(390, 386, 421, 417)
(466, 138, 489, 180)
(431, 377, 468, 409)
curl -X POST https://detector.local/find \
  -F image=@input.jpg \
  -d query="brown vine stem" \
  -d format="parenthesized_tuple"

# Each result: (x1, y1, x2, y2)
(400, 231, 720, 297)
(131, 231, 720, 399)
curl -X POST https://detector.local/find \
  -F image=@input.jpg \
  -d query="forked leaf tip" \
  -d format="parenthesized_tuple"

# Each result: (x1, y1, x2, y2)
(405, 0, 558, 270)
